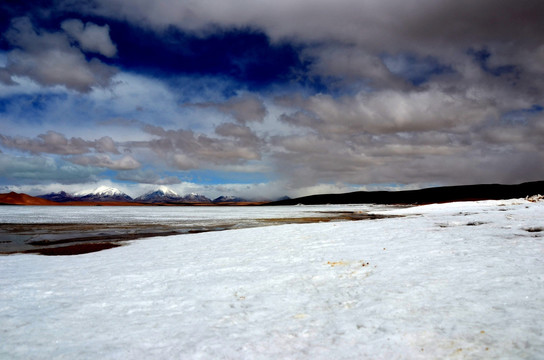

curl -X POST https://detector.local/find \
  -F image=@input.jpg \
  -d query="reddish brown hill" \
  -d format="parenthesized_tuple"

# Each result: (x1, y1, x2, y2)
(0, 192, 59, 205)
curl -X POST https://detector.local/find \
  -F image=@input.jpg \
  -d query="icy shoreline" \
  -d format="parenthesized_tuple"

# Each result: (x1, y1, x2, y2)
(1, 199, 543, 359)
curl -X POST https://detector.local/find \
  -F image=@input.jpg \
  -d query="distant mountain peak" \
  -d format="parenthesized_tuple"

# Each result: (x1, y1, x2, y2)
(92, 186, 124, 196)
(155, 186, 178, 196)
(212, 195, 247, 203)
(182, 193, 212, 203)
(37, 191, 78, 203)
(75, 185, 123, 196)
(135, 186, 182, 203)
(75, 186, 132, 202)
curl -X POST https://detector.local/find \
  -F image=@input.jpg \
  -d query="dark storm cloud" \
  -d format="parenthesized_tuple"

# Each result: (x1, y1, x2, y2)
(271, 131, 544, 188)
(276, 89, 499, 135)
(74, 0, 544, 49)
(5, 1, 543, 94)
(4, 0, 544, 86)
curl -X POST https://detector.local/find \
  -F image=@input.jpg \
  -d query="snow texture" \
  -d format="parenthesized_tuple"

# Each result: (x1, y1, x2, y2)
(72, 186, 133, 202)
(75, 185, 126, 197)
(1, 199, 543, 359)
(148, 185, 179, 197)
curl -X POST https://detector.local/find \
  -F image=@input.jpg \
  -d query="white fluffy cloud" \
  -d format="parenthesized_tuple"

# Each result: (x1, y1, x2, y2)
(1, 17, 117, 92)
(61, 19, 117, 57)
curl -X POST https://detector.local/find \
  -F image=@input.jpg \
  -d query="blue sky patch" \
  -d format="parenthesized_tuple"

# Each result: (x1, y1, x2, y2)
(501, 104, 543, 125)
(468, 48, 520, 78)
(382, 53, 453, 86)
(104, 23, 306, 90)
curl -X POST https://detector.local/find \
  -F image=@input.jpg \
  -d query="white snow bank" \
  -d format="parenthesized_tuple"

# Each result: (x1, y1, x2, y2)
(375, 197, 531, 216)
(1, 200, 543, 359)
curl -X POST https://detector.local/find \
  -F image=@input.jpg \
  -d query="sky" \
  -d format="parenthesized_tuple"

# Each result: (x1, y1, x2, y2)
(0, 0, 543, 199)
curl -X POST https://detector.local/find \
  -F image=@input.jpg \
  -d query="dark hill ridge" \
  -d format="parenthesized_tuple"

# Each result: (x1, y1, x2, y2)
(213, 195, 247, 203)
(39, 191, 80, 202)
(267, 181, 544, 206)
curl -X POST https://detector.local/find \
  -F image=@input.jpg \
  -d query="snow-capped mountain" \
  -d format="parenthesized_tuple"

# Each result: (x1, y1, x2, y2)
(37, 191, 79, 202)
(75, 186, 133, 202)
(181, 193, 212, 203)
(135, 186, 183, 203)
(212, 195, 247, 203)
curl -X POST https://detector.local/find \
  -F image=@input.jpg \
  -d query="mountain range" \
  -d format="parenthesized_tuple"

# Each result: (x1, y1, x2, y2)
(37, 185, 254, 204)
(134, 186, 214, 203)
(1, 181, 541, 206)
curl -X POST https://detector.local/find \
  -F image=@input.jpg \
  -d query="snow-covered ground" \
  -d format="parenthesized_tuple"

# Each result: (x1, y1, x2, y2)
(1, 199, 543, 359)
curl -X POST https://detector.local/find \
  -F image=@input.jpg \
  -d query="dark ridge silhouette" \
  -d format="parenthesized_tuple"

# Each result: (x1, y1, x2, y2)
(213, 195, 248, 203)
(38, 191, 80, 202)
(266, 181, 544, 206)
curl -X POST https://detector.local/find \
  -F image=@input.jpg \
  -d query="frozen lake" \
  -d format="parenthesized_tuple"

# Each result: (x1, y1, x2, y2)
(0, 204, 392, 224)
(1, 199, 543, 358)
(0, 204, 396, 254)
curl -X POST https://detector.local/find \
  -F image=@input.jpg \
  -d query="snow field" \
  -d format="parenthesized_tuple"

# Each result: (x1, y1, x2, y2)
(0, 199, 543, 359)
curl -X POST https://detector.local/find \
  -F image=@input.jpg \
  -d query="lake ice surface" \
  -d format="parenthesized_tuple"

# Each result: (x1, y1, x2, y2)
(0, 200, 543, 359)
(0, 205, 394, 253)
(0, 204, 390, 224)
